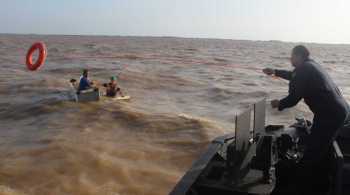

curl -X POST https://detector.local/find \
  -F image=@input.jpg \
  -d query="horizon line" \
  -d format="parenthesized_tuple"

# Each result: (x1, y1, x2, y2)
(1, 32, 350, 46)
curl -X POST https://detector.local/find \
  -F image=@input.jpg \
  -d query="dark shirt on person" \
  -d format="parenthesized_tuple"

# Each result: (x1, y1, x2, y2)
(275, 59, 349, 120)
(78, 76, 91, 91)
(106, 83, 120, 97)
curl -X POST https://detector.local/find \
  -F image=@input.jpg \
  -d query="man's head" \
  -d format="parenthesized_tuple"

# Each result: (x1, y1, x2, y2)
(110, 76, 117, 83)
(290, 45, 310, 67)
(83, 69, 88, 78)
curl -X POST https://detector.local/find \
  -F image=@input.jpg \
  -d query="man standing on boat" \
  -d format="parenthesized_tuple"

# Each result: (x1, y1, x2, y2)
(263, 45, 349, 195)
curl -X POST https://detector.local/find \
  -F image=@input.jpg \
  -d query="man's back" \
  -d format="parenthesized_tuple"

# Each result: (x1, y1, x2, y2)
(295, 59, 349, 119)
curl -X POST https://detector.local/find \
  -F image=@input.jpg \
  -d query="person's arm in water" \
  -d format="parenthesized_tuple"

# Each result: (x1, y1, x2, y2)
(84, 77, 93, 88)
(115, 82, 125, 97)
(118, 88, 124, 97)
(263, 68, 293, 81)
(277, 67, 308, 111)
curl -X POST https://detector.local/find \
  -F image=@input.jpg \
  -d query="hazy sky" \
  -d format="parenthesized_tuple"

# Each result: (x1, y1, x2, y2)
(1, 0, 350, 43)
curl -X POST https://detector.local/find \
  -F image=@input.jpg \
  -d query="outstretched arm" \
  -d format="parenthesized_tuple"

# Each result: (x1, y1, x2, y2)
(274, 69, 293, 81)
(263, 68, 293, 81)
(278, 69, 307, 111)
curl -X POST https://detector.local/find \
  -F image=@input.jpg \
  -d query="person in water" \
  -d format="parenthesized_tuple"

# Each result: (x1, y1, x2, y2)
(103, 76, 124, 97)
(263, 45, 349, 195)
(78, 69, 94, 92)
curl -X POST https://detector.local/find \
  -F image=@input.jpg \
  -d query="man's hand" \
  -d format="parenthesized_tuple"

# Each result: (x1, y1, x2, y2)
(263, 68, 275, 76)
(271, 99, 280, 109)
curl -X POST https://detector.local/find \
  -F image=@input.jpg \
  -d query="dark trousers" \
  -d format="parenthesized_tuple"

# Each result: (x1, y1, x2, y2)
(296, 116, 346, 195)
(272, 115, 347, 195)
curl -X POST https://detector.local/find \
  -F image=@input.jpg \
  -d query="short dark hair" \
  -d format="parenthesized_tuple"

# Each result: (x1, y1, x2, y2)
(292, 45, 310, 60)
(83, 69, 88, 74)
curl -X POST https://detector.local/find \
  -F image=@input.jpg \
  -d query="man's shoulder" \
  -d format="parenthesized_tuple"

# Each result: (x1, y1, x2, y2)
(299, 59, 319, 72)
(294, 60, 316, 79)
(304, 59, 320, 68)
(80, 77, 88, 82)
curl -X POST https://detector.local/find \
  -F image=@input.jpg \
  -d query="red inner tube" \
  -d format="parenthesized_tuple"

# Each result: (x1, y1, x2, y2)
(26, 42, 47, 71)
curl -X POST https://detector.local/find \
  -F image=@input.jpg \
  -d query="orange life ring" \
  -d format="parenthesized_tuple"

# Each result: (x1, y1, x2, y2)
(26, 42, 47, 71)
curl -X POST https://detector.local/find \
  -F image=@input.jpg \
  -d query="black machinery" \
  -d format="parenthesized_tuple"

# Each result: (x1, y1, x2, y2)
(169, 99, 350, 195)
